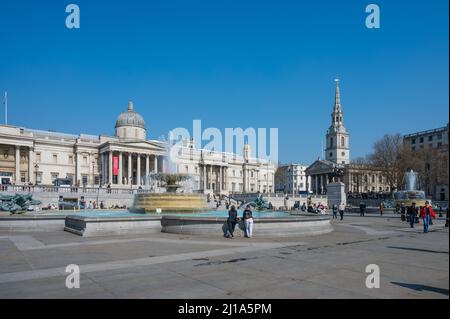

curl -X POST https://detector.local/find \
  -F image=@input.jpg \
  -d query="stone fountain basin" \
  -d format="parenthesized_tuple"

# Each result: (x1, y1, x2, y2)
(161, 215, 333, 237)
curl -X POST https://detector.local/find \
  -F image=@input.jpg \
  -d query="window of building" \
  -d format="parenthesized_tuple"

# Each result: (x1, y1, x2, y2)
(341, 137, 345, 147)
(329, 152, 333, 158)
(51, 173, 59, 183)
(68, 155, 74, 164)
(411, 138, 416, 144)
(428, 135, 433, 141)
(185, 166, 189, 173)
(36, 172, 42, 184)
(232, 182, 236, 191)
(94, 175, 100, 185)
(437, 134, 442, 140)
(83, 156, 88, 165)
(82, 175, 88, 186)
(20, 171, 26, 183)
(330, 137, 333, 147)
(52, 154, 57, 164)
(437, 142, 442, 147)
(36, 152, 41, 162)
(251, 171, 254, 178)
(419, 137, 424, 143)
(411, 146, 416, 151)
(372, 175, 375, 183)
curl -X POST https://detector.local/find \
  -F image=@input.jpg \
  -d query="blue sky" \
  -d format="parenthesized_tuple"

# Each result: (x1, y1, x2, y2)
(0, 0, 448, 164)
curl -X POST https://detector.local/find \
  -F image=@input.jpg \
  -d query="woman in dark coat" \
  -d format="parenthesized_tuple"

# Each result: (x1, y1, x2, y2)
(226, 205, 239, 238)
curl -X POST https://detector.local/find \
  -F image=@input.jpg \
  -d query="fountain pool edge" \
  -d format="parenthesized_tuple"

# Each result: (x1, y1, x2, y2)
(161, 215, 333, 237)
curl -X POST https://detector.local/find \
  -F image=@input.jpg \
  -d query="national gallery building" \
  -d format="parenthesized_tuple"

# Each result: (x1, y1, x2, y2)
(0, 101, 275, 195)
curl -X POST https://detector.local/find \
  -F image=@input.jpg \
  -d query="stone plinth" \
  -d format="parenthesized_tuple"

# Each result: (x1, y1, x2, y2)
(327, 182, 346, 208)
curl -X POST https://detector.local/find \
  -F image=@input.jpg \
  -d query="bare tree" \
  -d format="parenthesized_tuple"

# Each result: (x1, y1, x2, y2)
(369, 134, 404, 192)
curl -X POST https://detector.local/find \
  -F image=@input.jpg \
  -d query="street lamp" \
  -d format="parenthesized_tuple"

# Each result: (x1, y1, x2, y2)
(34, 163, 39, 185)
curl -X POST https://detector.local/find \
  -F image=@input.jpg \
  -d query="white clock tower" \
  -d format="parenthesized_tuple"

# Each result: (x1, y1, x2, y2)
(325, 79, 350, 165)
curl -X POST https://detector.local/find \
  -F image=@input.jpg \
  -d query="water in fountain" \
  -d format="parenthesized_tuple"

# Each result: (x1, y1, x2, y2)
(130, 136, 207, 213)
(404, 169, 419, 191)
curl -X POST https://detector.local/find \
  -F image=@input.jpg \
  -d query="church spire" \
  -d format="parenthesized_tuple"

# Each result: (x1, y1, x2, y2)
(334, 78, 341, 112)
(331, 78, 344, 126)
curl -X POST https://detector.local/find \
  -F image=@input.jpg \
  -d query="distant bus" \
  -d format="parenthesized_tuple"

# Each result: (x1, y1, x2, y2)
(53, 178, 73, 187)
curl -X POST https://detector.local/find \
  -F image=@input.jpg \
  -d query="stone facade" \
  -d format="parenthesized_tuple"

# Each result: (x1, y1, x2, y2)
(275, 164, 311, 195)
(0, 101, 275, 195)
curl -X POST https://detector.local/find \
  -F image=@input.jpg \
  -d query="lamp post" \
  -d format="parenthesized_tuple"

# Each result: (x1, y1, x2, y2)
(34, 163, 39, 186)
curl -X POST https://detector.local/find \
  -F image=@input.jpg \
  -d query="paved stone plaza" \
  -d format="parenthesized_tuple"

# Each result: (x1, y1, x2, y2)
(0, 215, 448, 299)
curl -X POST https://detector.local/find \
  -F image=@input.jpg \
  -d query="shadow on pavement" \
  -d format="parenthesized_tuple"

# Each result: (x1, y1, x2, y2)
(387, 246, 449, 254)
(391, 282, 449, 296)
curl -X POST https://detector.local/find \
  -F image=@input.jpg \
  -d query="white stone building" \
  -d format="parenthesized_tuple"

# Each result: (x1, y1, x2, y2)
(0, 101, 275, 195)
(275, 164, 311, 195)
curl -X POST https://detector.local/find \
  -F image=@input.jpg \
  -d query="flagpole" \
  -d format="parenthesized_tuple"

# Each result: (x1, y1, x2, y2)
(4, 91, 7, 125)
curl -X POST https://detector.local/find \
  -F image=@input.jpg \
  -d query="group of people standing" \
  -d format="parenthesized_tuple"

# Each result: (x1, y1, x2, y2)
(407, 201, 437, 233)
(225, 205, 254, 238)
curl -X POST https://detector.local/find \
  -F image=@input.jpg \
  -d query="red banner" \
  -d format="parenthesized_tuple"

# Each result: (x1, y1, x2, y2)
(113, 156, 119, 176)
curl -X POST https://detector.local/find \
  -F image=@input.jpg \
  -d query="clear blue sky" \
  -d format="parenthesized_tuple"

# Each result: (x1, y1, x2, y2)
(0, 0, 448, 164)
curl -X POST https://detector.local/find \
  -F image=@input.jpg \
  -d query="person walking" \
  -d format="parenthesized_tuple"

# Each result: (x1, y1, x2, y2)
(332, 204, 338, 219)
(420, 201, 436, 233)
(242, 205, 254, 238)
(407, 202, 418, 228)
(226, 205, 238, 238)
(338, 202, 345, 221)
(359, 201, 366, 217)
(379, 202, 384, 216)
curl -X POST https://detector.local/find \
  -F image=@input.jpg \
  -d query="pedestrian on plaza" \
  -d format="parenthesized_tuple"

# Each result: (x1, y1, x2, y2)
(445, 206, 449, 228)
(225, 205, 238, 238)
(242, 205, 254, 238)
(400, 204, 406, 221)
(407, 202, 418, 228)
(379, 202, 384, 216)
(420, 201, 437, 233)
(332, 204, 338, 219)
(301, 202, 306, 212)
(359, 201, 366, 217)
(338, 202, 345, 220)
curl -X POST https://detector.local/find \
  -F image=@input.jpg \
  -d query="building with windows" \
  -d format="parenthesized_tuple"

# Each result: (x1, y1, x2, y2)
(0, 100, 275, 195)
(306, 80, 390, 195)
(403, 124, 449, 201)
(275, 163, 311, 195)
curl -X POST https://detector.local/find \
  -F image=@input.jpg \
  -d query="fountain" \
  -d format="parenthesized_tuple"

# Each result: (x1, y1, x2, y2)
(393, 170, 430, 207)
(131, 173, 208, 213)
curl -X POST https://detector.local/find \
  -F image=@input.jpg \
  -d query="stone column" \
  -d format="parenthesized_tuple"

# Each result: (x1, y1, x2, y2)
(137, 155, 141, 186)
(161, 156, 165, 173)
(15, 146, 20, 184)
(210, 165, 213, 191)
(76, 151, 81, 186)
(219, 166, 222, 193)
(145, 155, 150, 185)
(28, 147, 34, 183)
(118, 152, 123, 185)
(128, 153, 132, 185)
(315, 175, 319, 195)
(153, 155, 158, 173)
(108, 151, 113, 184)
(203, 165, 207, 190)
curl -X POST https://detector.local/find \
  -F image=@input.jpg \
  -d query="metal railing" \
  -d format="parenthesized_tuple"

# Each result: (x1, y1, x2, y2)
(0, 184, 153, 195)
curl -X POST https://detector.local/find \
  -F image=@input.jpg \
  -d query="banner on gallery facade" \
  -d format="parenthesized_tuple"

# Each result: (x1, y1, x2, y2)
(113, 156, 119, 176)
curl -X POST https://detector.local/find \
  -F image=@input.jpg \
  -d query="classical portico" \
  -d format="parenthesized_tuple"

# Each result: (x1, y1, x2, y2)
(100, 142, 167, 187)
(305, 159, 344, 195)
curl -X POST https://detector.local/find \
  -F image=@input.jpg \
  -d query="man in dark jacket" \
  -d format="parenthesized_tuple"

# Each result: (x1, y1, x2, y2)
(407, 203, 418, 228)
(359, 202, 366, 217)
(226, 206, 238, 238)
